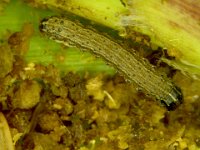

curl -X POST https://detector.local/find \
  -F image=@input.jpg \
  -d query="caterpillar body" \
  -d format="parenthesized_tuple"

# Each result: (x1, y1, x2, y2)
(40, 16, 183, 110)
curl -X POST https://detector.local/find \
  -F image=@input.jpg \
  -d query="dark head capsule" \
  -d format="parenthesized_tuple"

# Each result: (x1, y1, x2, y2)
(160, 85, 183, 111)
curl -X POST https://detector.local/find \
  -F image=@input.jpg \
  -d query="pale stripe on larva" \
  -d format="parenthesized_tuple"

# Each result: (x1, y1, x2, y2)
(39, 16, 183, 110)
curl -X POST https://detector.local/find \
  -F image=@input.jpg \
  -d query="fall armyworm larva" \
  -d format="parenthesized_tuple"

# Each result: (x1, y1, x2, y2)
(39, 16, 183, 110)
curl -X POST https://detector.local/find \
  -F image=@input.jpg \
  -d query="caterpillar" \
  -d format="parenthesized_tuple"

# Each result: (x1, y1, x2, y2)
(39, 16, 183, 110)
